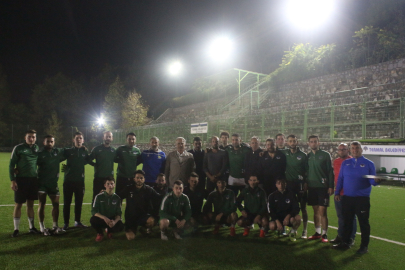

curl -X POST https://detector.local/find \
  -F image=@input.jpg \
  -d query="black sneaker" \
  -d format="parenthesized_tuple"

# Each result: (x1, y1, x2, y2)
(332, 242, 351, 250)
(29, 227, 41, 234)
(330, 235, 342, 244)
(11, 230, 19, 238)
(356, 246, 368, 254)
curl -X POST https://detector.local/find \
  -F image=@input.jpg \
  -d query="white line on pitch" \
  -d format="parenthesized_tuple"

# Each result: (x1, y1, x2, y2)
(307, 220, 405, 246)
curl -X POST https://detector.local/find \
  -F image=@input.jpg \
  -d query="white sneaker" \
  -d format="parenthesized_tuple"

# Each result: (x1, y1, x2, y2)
(173, 231, 182, 240)
(161, 232, 168, 241)
(301, 231, 308, 239)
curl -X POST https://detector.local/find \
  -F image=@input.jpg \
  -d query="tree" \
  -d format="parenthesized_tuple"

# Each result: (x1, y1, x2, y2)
(121, 91, 150, 129)
(103, 76, 127, 129)
(45, 111, 63, 142)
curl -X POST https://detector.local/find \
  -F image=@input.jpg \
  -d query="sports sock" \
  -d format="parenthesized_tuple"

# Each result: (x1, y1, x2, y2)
(315, 226, 321, 234)
(39, 222, 45, 232)
(53, 222, 58, 228)
(28, 218, 34, 229)
(303, 223, 308, 231)
(322, 228, 328, 235)
(14, 218, 20, 230)
(290, 229, 296, 234)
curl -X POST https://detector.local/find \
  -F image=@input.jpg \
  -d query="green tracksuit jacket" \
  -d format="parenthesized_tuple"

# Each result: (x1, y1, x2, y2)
(9, 143, 39, 181)
(225, 145, 250, 178)
(236, 186, 268, 215)
(159, 192, 192, 222)
(307, 149, 334, 188)
(37, 148, 65, 185)
(203, 189, 237, 215)
(114, 145, 141, 178)
(63, 147, 89, 183)
(89, 144, 116, 178)
(282, 147, 308, 183)
(91, 191, 122, 218)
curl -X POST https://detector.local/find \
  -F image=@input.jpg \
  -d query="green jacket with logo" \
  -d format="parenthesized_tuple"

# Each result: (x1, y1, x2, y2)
(91, 191, 122, 218)
(9, 143, 39, 181)
(159, 192, 192, 222)
(236, 186, 268, 215)
(89, 144, 116, 178)
(282, 147, 308, 183)
(225, 145, 250, 178)
(114, 145, 141, 178)
(307, 149, 334, 188)
(203, 189, 237, 215)
(37, 148, 66, 185)
(63, 147, 89, 183)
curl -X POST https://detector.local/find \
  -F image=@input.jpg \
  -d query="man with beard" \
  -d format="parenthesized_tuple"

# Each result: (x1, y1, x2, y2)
(117, 170, 162, 240)
(37, 135, 66, 235)
(306, 135, 334, 243)
(244, 136, 263, 182)
(183, 172, 207, 229)
(236, 175, 268, 238)
(151, 174, 172, 219)
(88, 131, 116, 201)
(283, 134, 309, 238)
(225, 134, 250, 196)
(10, 130, 40, 237)
(203, 179, 238, 236)
(114, 132, 142, 195)
(203, 136, 228, 194)
(165, 137, 195, 188)
(259, 138, 286, 196)
(141, 136, 166, 187)
(188, 137, 205, 193)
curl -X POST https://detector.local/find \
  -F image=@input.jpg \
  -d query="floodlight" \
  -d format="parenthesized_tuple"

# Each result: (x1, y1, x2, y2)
(285, 0, 335, 30)
(97, 116, 105, 126)
(168, 61, 182, 76)
(208, 37, 233, 62)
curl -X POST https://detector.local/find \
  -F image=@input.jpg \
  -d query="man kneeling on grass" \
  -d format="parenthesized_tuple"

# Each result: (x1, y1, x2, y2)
(236, 175, 268, 237)
(159, 180, 192, 241)
(90, 177, 124, 242)
(117, 170, 162, 240)
(203, 179, 238, 236)
(268, 179, 301, 241)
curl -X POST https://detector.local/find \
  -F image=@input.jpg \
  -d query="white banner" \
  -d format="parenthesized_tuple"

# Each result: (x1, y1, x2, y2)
(190, 122, 208, 134)
(362, 145, 405, 156)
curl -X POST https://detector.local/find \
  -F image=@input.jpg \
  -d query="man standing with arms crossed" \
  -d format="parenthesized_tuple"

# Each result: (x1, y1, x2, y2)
(37, 135, 65, 235)
(333, 141, 380, 254)
(283, 134, 309, 238)
(88, 131, 116, 201)
(63, 132, 89, 230)
(306, 135, 334, 242)
(331, 143, 356, 245)
(244, 136, 263, 182)
(114, 132, 141, 195)
(10, 130, 40, 237)
(204, 136, 228, 194)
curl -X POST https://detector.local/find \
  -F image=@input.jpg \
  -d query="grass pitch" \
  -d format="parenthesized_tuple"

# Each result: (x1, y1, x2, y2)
(0, 152, 404, 270)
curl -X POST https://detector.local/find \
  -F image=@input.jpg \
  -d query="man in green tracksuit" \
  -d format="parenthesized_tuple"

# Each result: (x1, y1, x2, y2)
(306, 135, 334, 243)
(63, 131, 89, 230)
(236, 175, 268, 238)
(159, 180, 192, 241)
(9, 129, 40, 237)
(282, 134, 309, 238)
(90, 177, 124, 242)
(203, 179, 238, 236)
(114, 132, 141, 195)
(37, 134, 66, 235)
(225, 133, 250, 196)
(88, 131, 116, 201)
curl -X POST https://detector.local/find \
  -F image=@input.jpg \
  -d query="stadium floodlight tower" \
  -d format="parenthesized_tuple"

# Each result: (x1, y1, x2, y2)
(285, 0, 335, 30)
(208, 36, 233, 62)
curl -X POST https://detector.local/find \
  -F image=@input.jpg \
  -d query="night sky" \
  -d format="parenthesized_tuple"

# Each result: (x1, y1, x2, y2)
(1, 0, 366, 106)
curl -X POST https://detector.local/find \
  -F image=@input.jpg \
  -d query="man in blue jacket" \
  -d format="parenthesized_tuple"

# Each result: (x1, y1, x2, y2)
(333, 141, 382, 254)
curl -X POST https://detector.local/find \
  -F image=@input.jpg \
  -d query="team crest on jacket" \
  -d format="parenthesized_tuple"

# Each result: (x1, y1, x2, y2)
(111, 149, 114, 152)
(257, 193, 260, 197)
(276, 156, 281, 159)
(54, 153, 57, 156)
(285, 199, 290, 204)
(82, 154, 85, 157)
(360, 164, 365, 167)
(226, 195, 230, 199)
(297, 156, 302, 160)
(112, 200, 117, 205)
(319, 156, 323, 159)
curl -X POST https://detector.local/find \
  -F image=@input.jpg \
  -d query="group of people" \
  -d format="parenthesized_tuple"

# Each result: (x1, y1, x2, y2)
(9, 130, 381, 254)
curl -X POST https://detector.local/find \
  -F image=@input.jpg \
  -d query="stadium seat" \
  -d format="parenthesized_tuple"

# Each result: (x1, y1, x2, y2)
(378, 167, 386, 173)
(389, 168, 398, 174)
